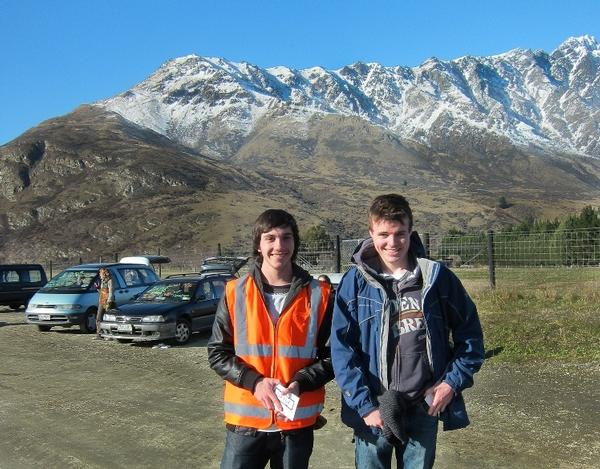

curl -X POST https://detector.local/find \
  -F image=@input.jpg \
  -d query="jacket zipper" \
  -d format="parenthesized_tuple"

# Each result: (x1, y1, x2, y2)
(419, 259, 439, 375)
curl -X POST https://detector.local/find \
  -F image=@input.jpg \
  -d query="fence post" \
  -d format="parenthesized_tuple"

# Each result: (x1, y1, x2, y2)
(218, 243, 222, 256)
(423, 232, 430, 259)
(79, 256, 82, 265)
(114, 252, 118, 262)
(157, 247, 162, 277)
(335, 235, 341, 273)
(49, 260, 53, 278)
(487, 230, 496, 289)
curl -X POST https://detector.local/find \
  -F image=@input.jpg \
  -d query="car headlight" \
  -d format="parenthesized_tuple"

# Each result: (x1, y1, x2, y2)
(57, 304, 82, 310)
(103, 313, 116, 322)
(142, 315, 166, 322)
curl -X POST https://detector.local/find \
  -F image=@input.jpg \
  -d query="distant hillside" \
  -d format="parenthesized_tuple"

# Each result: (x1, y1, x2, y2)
(2, 37, 600, 261)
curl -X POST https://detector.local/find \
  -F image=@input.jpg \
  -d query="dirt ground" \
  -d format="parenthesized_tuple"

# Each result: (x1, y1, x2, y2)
(1, 306, 598, 469)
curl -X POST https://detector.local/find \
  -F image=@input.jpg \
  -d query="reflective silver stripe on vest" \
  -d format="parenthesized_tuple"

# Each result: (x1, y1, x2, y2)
(233, 276, 322, 359)
(277, 279, 321, 359)
(224, 402, 323, 421)
(295, 403, 324, 419)
(224, 402, 271, 419)
(234, 276, 273, 356)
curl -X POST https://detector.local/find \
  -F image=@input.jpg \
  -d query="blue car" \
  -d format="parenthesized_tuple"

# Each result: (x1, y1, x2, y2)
(25, 262, 159, 333)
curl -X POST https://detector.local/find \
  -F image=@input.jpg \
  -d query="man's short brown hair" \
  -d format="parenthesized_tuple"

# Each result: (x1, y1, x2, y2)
(368, 194, 413, 230)
(252, 209, 300, 261)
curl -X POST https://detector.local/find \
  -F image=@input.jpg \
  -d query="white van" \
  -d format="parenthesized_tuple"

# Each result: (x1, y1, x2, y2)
(25, 262, 159, 333)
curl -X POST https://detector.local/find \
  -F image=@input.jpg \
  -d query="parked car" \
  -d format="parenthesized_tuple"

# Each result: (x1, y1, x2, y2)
(99, 273, 232, 345)
(25, 261, 159, 333)
(0, 264, 48, 310)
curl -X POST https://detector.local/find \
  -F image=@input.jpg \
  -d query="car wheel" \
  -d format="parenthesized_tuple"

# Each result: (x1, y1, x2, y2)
(37, 325, 52, 332)
(171, 319, 191, 345)
(9, 304, 21, 311)
(80, 309, 97, 334)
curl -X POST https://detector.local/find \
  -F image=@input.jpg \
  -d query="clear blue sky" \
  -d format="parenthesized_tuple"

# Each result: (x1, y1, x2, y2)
(2, 0, 599, 145)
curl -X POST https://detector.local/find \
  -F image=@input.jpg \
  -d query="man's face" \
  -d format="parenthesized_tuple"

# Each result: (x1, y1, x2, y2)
(369, 217, 412, 272)
(258, 226, 295, 273)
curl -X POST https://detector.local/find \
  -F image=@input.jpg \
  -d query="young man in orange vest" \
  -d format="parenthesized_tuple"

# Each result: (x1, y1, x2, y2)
(208, 209, 334, 469)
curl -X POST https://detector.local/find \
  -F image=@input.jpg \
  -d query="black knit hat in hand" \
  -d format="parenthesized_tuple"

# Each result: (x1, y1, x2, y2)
(378, 389, 409, 447)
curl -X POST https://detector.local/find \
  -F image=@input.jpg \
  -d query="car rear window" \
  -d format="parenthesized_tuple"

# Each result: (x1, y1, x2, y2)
(116, 267, 158, 287)
(0, 268, 44, 284)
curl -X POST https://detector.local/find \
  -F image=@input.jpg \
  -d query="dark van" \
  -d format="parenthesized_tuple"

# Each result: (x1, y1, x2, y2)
(0, 264, 48, 310)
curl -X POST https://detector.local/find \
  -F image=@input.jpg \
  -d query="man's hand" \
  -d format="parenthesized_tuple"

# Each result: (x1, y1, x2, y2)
(253, 377, 283, 412)
(275, 381, 299, 421)
(425, 381, 454, 416)
(279, 381, 299, 396)
(363, 409, 384, 429)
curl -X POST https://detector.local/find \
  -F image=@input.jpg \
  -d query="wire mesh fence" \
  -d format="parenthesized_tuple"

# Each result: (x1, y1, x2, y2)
(8, 228, 600, 288)
(429, 228, 600, 268)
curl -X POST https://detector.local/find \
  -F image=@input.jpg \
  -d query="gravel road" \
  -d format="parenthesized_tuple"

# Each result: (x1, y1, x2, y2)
(1, 307, 598, 468)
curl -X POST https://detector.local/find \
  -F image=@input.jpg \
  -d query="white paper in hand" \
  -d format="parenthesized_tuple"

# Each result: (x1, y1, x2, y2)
(274, 384, 300, 420)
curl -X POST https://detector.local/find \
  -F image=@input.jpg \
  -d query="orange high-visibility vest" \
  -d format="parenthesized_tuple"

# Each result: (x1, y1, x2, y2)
(223, 274, 330, 430)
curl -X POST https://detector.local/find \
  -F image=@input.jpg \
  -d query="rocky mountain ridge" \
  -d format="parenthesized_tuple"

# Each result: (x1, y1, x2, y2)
(99, 36, 600, 160)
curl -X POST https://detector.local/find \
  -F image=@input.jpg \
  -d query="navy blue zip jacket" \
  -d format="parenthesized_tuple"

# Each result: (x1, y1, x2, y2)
(331, 232, 484, 434)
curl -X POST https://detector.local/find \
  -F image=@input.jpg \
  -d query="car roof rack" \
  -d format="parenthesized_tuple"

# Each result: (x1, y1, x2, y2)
(165, 272, 235, 279)
(164, 272, 202, 278)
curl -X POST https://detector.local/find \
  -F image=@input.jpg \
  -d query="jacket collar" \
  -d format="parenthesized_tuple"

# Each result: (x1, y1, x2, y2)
(248, 259, 312, 297)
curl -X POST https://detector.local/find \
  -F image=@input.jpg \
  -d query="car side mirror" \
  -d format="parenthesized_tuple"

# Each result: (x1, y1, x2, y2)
(196, 294, 207, 302)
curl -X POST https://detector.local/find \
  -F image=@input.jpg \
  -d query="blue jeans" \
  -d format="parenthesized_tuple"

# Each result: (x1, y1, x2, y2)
(354, 404, 438, 469)
(220, 426, 314, 469)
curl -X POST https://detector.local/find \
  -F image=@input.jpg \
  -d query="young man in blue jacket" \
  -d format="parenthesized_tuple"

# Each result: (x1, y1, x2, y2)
(331, 194, 484, 469)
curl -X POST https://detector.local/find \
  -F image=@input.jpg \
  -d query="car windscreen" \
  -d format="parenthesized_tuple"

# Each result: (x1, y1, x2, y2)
(39, 269, 98, 293)
(135, 281, 197, 303)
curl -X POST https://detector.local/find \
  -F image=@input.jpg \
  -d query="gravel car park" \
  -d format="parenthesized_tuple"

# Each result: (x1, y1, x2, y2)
(1, 305, 598, 468)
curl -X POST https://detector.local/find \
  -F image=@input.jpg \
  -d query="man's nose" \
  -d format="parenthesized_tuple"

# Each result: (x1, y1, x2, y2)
(388, 235, 400, 246)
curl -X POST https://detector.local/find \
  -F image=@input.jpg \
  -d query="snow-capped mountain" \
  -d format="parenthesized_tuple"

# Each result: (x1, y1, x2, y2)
(98, 35, 600, 159)
(4, 37, 600, 261)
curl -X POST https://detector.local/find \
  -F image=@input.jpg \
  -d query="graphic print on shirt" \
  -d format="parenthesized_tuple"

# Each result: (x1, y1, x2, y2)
(391, 294, 424, 339)
(389, 285, 432, 397)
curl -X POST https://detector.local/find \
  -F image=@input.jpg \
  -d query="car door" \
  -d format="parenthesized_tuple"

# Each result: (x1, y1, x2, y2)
(0, 267, 20, 305)
(190, 279, 223, 331)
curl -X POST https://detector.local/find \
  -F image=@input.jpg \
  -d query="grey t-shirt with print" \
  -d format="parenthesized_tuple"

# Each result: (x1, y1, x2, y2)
(383, 265, 433, 401)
